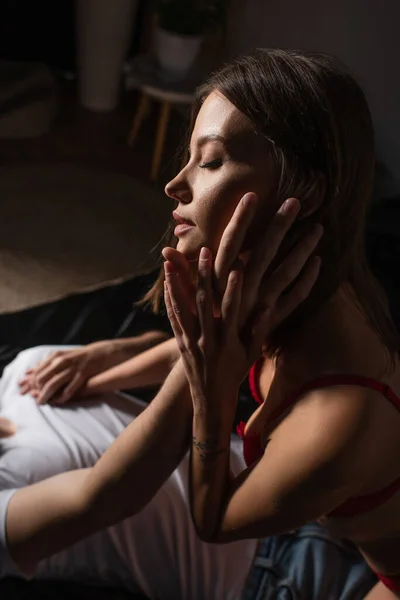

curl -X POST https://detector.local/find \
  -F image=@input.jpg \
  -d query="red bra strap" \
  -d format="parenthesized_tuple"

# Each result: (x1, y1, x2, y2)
(248, 360, 264, 405)
(248, 367, 400, 421)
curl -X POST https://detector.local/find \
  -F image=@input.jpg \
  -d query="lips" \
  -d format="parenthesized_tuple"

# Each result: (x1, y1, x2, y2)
(172, 210, 195, 226)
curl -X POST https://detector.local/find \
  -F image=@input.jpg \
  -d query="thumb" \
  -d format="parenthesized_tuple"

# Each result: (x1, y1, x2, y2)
(0, 417, 17, 438)
(56, 375, 85, 404)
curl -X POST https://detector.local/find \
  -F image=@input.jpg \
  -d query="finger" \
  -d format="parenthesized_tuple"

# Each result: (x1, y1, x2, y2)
(27, 359, 46, 374)
(262, 223, 323, 305)
(164, 261, 196, 338)
(0, 417, 17, 438)
(19, 380, 33, 394)
(164, 281, 184, 343)
(214, 193, 258, 297)
(53, 374, 85, 405)
(196, 247, 214, 351)
(248, 255, 321, 355)
(162, 246, 191, 273)
(18, 377, 33, 393)
(34, 358, 67, 389)
(19, 364, 41, 385)
(162, 247, 196, 312)
(275, 255, 321, 325)
(37, 370, 73, 405)
(29, 354, 57, 377)
(241, 198, 300, 319)
(33, 349, 67, 376)
(221, 260, 244, 334)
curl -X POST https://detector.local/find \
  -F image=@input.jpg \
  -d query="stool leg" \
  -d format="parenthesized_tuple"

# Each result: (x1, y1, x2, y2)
(128, 93, 150, 146)
(151, 100, 171, 181)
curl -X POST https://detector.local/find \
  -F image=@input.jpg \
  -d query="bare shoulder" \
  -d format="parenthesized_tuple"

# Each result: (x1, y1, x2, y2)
(268, 384, 376, 483)
(280, 383, 370, 440)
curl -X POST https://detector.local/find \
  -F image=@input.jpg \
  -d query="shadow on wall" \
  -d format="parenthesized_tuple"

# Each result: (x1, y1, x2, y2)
(227, 0, 400, 201)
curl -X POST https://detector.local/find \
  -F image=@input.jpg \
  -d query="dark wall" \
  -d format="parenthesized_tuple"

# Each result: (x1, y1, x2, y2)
(0, 1, 146, 71)
(0, 1, 75, 69)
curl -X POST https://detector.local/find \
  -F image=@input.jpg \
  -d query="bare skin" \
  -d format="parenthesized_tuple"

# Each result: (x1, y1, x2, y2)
(164, 91, 400, 599)
(4, 185, 317, 578)
(252, 293, 400, 596)
(18, 330, 169, 404)
(3, 86, 396, 599)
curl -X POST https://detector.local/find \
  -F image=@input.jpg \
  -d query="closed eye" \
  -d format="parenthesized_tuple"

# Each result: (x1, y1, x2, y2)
(199, 158, 223, 170)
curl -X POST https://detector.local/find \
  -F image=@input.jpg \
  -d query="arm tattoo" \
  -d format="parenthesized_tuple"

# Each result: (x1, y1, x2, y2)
(192, 436, 228, 463)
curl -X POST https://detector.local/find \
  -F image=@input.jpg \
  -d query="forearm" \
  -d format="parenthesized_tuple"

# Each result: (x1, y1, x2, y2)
(84, 337, 178, 394)
(190, 397, 235, 541)
(6, 358, 191, 573)
(4, 470, 91, 575)
(104, 330, 170, 367)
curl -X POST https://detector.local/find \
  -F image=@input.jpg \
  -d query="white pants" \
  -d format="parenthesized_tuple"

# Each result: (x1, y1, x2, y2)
(0, 346, 257, 600)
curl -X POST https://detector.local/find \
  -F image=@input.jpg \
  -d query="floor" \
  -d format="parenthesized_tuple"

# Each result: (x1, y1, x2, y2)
(0, 75, 189, 312)
(0, 76, 188, 187)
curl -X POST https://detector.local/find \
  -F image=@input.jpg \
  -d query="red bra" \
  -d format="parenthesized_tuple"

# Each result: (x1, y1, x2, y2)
(237, 360, 400, 518)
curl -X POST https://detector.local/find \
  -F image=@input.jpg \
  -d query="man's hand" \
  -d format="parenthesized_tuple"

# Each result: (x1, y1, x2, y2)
(18, 342, 124, 405)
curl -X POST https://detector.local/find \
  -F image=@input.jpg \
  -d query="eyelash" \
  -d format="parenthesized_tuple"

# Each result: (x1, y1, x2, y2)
(199, 158, 222, 170)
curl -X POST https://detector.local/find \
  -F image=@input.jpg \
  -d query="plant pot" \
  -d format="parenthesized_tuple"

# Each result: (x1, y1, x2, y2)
(75, 0, 138, 112)
(155, 27, 203, 82)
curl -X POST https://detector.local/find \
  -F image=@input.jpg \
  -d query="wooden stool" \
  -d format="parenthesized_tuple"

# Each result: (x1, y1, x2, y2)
(126, 55, 200, 181)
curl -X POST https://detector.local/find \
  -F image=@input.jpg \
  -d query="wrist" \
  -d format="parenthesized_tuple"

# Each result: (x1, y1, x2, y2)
(109, 338, 133, 362)
(113, 332, 170, 363)
(81, 373, 115, 396)
(192, 386, 238, 420)
(192, 403, 235, 433)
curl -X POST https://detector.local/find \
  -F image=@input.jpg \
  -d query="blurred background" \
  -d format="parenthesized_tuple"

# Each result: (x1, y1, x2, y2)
(0, 4, 399, 599)
(0, 0, 399, 361)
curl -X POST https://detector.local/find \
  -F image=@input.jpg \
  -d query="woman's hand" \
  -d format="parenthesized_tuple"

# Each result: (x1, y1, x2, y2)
(18, 341, 125, 405)
(163, 194, 322, 417)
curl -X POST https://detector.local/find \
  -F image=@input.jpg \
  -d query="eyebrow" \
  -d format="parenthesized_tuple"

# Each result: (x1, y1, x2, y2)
(196, 134, 227, 147)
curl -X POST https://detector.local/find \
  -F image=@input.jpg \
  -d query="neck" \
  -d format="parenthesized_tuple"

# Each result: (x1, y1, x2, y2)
(274, 285, 390, 386)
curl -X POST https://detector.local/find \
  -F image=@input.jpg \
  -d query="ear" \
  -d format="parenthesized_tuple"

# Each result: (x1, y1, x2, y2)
(298, 172, 326, 220)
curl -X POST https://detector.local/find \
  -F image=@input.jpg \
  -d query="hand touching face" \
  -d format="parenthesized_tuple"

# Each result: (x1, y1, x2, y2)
(165, 91, 276, 262)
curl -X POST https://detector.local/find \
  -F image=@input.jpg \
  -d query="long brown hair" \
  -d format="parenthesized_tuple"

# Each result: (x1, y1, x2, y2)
(140, 48, 398, 363)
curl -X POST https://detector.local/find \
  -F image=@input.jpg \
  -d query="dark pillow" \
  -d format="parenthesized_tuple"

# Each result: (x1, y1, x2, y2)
(0, 270, 172, 376)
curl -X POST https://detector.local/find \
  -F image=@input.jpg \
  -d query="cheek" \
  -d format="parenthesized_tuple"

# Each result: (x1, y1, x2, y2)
(242, 198, 277, 252)
(201, 192, 243, 254)
(206, 181, 275, 254)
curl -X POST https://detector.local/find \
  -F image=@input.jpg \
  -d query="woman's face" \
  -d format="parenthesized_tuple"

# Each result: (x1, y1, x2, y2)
(165, 91, 276, 260)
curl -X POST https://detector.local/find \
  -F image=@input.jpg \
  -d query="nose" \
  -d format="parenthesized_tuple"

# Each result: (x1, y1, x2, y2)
(164, 168, 192, 204)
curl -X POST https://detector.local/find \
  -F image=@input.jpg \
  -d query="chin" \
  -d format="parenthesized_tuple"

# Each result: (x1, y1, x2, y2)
(176, 232, 218, 263)
(176, 239, 201, 261)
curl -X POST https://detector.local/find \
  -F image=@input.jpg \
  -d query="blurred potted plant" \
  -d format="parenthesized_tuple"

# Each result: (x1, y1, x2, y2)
(155, 0, 226, 81)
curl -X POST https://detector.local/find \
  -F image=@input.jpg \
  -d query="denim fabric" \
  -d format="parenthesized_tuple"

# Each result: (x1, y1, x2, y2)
(241, 523, 376, 600)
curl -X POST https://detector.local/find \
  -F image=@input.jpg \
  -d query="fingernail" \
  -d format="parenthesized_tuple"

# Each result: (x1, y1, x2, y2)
(242, 193, 257, 208)
(199, 247, 211, 260)
(280, 198, 300, 214)
(164, 261, 175, 274)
